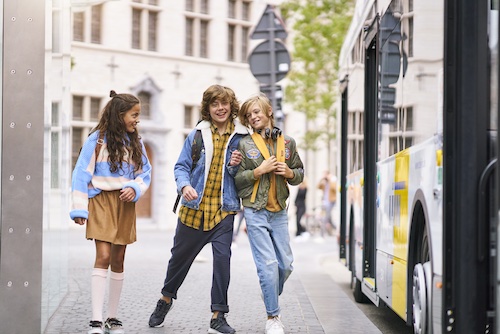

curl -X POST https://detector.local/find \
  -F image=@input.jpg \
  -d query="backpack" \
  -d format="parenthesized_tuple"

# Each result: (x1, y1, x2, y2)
(172, 130, 202, 213)
(74, 131, 105, 169)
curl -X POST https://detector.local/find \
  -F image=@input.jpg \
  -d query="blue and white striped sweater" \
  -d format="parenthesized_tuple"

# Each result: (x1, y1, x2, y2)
(70, 130, 152, 220)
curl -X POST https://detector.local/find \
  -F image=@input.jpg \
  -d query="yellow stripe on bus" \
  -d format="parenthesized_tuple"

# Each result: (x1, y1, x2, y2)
(392, 149, 410, 319)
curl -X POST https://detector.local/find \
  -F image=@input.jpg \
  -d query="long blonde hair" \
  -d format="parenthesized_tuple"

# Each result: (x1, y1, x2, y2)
(238, 92, 274, 128)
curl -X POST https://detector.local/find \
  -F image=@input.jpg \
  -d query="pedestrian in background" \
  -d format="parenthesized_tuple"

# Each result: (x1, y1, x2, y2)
(235, 93, 304, 334)
(294, 177, 308, 241)
(318, 170, 337, 235)
(148, 85, 247, 334)
(70, 90, 152, 334)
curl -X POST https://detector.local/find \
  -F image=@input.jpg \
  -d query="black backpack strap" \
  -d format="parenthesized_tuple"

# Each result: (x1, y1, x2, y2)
(173, 130, 203, 213)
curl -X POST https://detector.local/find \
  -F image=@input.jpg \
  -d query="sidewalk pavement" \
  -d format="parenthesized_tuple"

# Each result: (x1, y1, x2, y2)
(44, 227, 382, 334)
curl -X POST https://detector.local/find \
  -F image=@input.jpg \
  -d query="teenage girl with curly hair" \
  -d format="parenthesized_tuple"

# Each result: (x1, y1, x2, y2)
(71, 90, 152, 334)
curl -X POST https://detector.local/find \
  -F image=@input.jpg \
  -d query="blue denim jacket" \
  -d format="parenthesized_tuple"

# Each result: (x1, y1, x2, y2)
(174, 119, 248, 212)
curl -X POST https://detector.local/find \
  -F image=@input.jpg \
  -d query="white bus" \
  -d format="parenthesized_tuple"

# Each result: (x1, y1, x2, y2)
(337, 0, 498, 333)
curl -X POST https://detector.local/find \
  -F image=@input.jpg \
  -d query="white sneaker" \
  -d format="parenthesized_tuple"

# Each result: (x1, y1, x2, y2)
(295, 232, 310, 243)
(88, 320, 104, 334)
(104, 318, 124, 334)
(265, 316, 285, 334)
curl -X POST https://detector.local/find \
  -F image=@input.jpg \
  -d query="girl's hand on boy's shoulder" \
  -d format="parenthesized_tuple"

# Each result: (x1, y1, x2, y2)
(120, 187, 136, 202)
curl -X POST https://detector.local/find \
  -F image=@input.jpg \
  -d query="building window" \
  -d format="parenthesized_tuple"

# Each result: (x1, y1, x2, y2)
(404, 0, 414, 58)
(131, 1, 159, 51)
(51, 132, 60, 188)
(73, 96, 84, 120)
(388, 106, 414, 155)
(228, 0, 236, 18)
(185, 1, 212, 58)
(131, 77, 162, 123)
(72, 5, 102, 44)
(148, 11, 158, 51)
(73, 12, 84, 42)
(72, 127, 83, 168)
(52, 8, 62, 53)
(91, 5, 102, 44)
(242, 1, 251, 20)
(228, 25, 235, 61)
(90, 97, 101, 121)
(227, 0, 252, 62)
(200, 19, 209, 58)
(185, 18, 194, 56)
(351, 33, 365, 65)
(51, 102, 61, 189)
(132, 9, 141, 49)
(71, 95, 104, 167)
(184, 105, 199, 129)
(138, 91, 151, 119)
(200, 0, 209, 14)
(241, 26, 249, 60)
(347, 110, 364, 172)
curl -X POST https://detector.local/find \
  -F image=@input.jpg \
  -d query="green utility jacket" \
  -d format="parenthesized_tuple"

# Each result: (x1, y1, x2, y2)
(235, 134, 304, 210)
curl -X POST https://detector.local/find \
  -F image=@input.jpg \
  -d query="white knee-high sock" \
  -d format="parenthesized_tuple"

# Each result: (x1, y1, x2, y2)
(107, 271, 124, 319)
(91, 268, 109, 322)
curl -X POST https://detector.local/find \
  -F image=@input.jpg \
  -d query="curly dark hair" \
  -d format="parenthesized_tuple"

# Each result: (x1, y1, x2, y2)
(91, 90, 144, 173)
(200, 85, 239, 121)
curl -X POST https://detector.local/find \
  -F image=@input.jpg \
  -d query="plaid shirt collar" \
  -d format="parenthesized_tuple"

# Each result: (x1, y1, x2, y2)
(210, 120, 234, 136)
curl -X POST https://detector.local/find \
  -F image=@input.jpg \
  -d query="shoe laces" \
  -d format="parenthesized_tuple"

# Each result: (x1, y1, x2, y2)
(105, 318, 122, 328)
(214, 313, 229, 325)
(89, 320, 103, 328)
(157, 299, 172, 312)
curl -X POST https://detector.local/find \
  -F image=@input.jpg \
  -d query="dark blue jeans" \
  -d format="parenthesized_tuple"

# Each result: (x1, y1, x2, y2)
(161, 214, 234, 313)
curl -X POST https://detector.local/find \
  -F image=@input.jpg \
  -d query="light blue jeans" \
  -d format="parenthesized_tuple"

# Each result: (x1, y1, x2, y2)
(244, 208, 294, 316)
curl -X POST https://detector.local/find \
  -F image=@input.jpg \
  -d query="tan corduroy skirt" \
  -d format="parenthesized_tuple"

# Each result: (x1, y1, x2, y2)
(87, 190, 137, 245)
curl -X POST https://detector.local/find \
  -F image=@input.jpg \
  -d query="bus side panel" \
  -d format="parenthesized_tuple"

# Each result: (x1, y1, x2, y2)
(376, 137, 442, 319)
(377, 150, 410, 318)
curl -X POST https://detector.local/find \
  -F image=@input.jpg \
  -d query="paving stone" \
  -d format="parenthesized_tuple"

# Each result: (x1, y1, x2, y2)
(44, 228, 381, 334)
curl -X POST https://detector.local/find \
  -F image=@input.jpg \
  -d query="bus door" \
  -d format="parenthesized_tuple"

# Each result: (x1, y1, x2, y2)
(443, 0, 493, 332)
(340, 77, 348, 261)
(361, 15, 378, 303)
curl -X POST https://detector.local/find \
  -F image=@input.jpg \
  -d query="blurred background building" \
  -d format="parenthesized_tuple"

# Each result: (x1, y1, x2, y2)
(68, 0, 286, 229)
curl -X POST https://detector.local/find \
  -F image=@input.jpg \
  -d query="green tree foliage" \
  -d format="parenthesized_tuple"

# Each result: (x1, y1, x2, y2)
(280, 0, 354, 152)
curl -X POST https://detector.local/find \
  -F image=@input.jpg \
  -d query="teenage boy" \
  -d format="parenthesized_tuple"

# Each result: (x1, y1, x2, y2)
(235, 93, 304, 334)
(149, 85, 247, 334)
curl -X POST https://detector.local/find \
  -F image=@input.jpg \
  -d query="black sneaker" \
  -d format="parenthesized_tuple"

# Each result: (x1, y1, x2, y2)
(88, 320, 103, 334)
(208, 312, 236, 334)
(148, 298, 174, 327)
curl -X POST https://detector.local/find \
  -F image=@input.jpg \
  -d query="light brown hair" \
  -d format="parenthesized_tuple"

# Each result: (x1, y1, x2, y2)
(200, 84, 239, 121)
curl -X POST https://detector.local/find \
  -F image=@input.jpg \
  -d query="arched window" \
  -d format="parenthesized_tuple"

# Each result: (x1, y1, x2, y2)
(138, 91, 151, 119)
(131, 76, 162, 122)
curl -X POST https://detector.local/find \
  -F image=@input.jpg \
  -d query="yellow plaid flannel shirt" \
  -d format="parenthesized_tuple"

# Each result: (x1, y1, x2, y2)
(179, 121, 236, 230)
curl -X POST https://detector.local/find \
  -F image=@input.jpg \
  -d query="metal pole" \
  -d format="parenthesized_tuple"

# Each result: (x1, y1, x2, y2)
(0, 1, 45, 332)
(268, 7, 278, 128)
